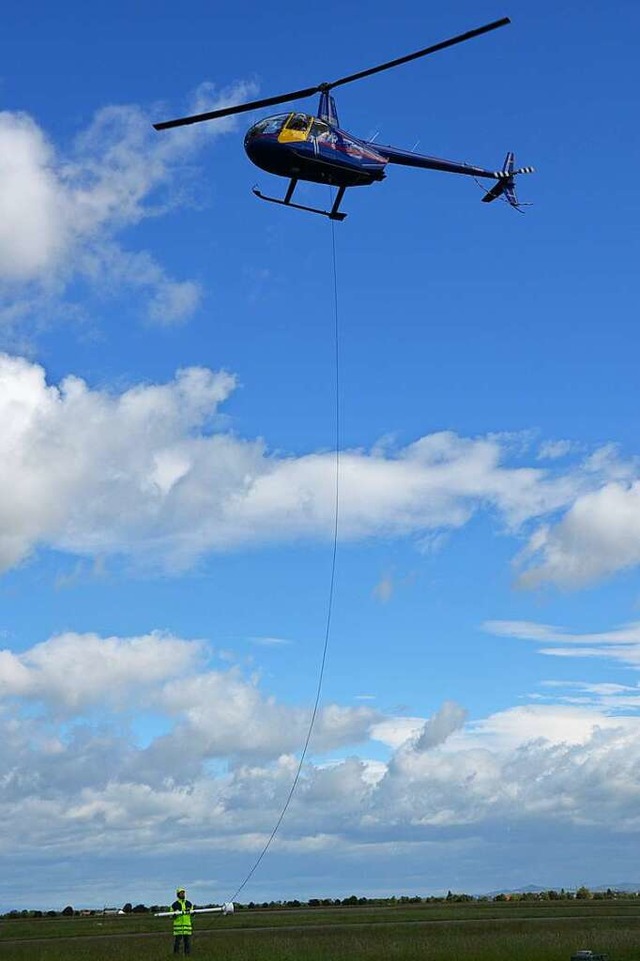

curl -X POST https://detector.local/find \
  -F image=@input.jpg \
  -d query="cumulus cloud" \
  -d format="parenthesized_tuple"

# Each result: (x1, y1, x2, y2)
(0, 629, 381, 852)
(412, 700, 468, 751)
(516, 482, 640, 588)
(453, 703, 631, 752)
(0, 114, 65, 280)
(297, 702, 640, 841)
(371, 716, 426, 750)
(0, 629, 378, 755)
(0, 81, 256, 330)
(0, 354, 241, 570)
(354, 702, 640, 846)
(154, 674, 377, 762)
(0, 631, 202, 713)
(2, 353, 640, 581)
(3, 628, 640, 903)
(537, 439, 581, 461)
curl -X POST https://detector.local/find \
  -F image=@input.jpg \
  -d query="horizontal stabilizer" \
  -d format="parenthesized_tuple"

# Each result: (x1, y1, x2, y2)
(482, 181, 507, 203)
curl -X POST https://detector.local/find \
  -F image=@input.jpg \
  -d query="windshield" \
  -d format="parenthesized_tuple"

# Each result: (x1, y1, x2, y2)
(245, 115, 289, 143)
(284, 113, 312, 133)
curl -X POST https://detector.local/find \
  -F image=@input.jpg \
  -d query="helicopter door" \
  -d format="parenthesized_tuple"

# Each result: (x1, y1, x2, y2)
(278, 113, 313, 144)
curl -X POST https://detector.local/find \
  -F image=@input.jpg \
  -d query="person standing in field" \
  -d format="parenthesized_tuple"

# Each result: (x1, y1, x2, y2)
(171, 886, 194, 955)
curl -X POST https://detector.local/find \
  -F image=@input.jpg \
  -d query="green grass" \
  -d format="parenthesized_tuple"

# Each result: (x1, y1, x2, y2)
(2, 901, 640, 961)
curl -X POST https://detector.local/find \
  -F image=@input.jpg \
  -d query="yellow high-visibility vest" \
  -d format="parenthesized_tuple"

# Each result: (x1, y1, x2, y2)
(172, 899, 193, 935)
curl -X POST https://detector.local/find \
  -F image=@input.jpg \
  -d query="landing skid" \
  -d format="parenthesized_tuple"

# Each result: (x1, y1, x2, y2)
(252, 180, 347, 221)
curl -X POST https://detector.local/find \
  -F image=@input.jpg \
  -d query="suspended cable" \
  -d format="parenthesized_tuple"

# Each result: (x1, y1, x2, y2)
(228, 217, 341, 905)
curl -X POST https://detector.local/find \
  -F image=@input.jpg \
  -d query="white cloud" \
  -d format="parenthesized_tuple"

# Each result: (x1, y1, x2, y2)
(484, 619, 640, 645)
(0, 81, 257, 331)
(0, 113, 65, 280)
(81, 243, 202, 326)
(537, 439, 581, 461)
(2, 355, 640, 579)
(516, 482, 640, 588)
(413, 700, 468, 751)
(154, 673, 377, 761)
(371, 716, 426, 749)
(251, 636, 292, 646)
(0, 354, 240, 570)
(370, 702, 468, 756)
(537, 680, 640, 711)
(0, 630, 202, 713)
(0, 629, 378, 754)
(372, 574, 394, 603)
(3, 629, 640, 902)
(454, 703, 627, 752)
(366, 703, 640, 837)
(485, 618, 640, 670)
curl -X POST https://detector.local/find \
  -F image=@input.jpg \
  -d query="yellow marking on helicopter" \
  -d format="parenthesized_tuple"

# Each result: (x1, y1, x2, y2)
(278, 113, 313, 143)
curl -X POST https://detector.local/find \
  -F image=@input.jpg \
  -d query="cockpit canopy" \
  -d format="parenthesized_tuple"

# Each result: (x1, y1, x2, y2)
(245, 113, 333, 146)
(244, 114, 291, 143)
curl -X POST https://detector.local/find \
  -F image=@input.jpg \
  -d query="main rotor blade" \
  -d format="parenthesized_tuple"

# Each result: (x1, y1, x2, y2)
(153, 85, 321, 130)
(326, 17, 511, 91)
(153, 17, 510, 131)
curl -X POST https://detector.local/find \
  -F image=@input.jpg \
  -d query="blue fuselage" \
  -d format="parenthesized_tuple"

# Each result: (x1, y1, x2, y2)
(244, 113, 387, 188)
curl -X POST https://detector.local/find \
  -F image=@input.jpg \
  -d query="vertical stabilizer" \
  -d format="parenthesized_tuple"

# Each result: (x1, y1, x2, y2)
(318, 89, 339, 126)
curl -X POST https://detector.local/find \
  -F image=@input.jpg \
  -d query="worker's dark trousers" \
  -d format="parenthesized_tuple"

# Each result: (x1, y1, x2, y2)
(173, 934, 192, 955)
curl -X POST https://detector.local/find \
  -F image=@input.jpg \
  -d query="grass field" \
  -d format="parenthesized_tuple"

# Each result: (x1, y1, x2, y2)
(2, 900, 639, 961)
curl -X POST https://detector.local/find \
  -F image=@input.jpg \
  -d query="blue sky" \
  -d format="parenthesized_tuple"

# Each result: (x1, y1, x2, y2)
(1, 0, 640, 913)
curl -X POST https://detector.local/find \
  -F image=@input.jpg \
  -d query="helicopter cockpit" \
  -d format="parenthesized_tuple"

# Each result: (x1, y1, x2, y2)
(245, 113, 335, 147)
(244, 114, 289, 143)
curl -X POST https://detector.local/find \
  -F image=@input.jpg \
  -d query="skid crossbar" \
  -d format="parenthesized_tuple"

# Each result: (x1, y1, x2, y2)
(253, 180, 347, 221)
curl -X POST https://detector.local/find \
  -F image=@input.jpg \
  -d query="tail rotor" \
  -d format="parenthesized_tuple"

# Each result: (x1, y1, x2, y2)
(482, 151, 534, 210)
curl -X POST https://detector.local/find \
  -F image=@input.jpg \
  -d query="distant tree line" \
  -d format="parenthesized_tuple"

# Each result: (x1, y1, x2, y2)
(2, 885, 637, 918)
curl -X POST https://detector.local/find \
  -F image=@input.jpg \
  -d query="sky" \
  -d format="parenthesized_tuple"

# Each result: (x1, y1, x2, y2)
(1, 0, 640, 913)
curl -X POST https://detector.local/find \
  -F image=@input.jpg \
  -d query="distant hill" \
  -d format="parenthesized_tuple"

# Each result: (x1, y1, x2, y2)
(485, 883, 640, 896)
(592, 883, 640, 893)
(486, 885, 550, 896)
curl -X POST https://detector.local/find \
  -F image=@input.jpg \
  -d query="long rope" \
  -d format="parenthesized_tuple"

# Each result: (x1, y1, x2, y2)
(228, 217, 341, 905)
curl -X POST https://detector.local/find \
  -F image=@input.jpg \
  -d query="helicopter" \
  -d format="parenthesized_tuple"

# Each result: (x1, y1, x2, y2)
(154, 17, 533, 221)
